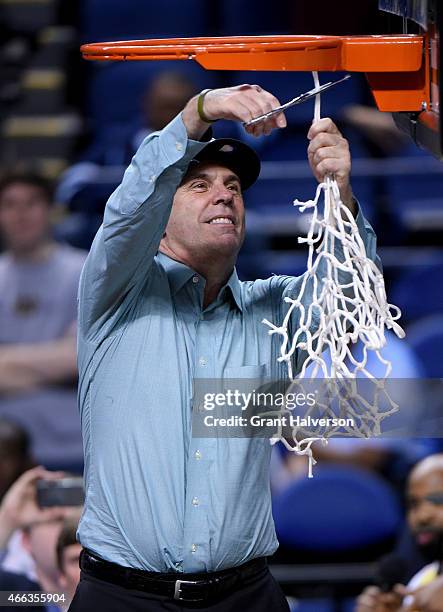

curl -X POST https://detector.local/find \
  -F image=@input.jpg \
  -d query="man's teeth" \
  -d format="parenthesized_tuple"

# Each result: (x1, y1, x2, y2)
(209, 218, 233, 224)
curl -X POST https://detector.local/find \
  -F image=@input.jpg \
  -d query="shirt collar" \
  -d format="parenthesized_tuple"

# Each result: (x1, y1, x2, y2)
(157, 251, 243, 312)
(157, 251, 195, 295)
(224, 268, 243, 312)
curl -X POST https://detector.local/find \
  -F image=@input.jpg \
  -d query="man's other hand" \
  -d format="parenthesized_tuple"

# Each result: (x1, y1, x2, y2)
(307, 117, 354, 211)
(183, 84, 287, 140)
(356, 585, 406, 612)
(203, 84, 287, 136)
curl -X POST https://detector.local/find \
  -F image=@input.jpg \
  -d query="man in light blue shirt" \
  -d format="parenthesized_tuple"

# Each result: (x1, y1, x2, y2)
(71, 85, 378, 611)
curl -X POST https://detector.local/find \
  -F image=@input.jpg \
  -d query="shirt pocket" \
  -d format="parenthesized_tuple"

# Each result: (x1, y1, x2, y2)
(221, 365, 276, 430)
(223, 365, 270, 400)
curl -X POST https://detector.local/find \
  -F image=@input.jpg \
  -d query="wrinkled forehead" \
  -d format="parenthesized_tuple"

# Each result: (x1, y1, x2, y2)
(180, 160, 241, 187)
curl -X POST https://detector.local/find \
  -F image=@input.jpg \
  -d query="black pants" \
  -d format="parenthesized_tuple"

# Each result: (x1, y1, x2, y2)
(68, 566, 290, 612)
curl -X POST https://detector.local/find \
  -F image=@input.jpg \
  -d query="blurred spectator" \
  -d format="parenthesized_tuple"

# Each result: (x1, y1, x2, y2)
(83, 70, 198, 166)
(140, 71, 199, 143)
(0, 418, 36, 578)
(55, 70, 198, 248)
(342, 105, 409, 157)
(0, 466, 75, 611)
(356, 454, 443, 612)
(0, 418, 35, 501)
(0, 173, 86, 471)
(56, 511, 82, 611)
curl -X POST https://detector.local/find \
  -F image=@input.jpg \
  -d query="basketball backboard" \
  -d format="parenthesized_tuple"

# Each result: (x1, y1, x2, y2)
(381, 0, 442, 157)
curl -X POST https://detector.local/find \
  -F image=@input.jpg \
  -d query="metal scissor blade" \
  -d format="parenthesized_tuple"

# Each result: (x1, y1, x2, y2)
(243, 74, 351, 127)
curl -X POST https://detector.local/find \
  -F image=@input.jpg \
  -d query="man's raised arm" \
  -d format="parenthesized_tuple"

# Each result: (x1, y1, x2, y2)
(78, 85, 287, 340)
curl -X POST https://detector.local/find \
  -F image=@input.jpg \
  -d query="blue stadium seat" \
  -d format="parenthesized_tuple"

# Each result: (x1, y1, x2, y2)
(291, 600, 333, 612)
(258, 129, 369, 163)
(245, 173, 375, 223)
(81, 0, 209, 42)
(219, 0, 291, 35)
(238, 250, 307, 281)
(385, 157, 443, 233)
(246, 174, 317, 210)
(407, 315, 443, 378)
(390, 264, 443, 324)
(273, 465, 401, 552)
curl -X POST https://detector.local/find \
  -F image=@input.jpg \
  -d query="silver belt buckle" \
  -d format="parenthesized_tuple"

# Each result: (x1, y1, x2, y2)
(174, 578, 200, 601)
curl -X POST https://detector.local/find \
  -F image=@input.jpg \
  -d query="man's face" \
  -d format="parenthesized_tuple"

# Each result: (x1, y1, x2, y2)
(0, 183, 51, 252)
(59, 543, 82, 602)
(161, 162, 245, 262)
(407, 468, 443, 561)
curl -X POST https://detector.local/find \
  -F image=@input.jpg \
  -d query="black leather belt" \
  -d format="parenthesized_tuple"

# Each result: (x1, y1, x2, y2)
(80, 548, 268, 603)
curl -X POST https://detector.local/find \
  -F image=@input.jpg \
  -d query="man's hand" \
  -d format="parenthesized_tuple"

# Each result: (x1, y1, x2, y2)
(356, 585, 406, 612)
(404, 576, 443, 612)
(182, 84, 287, 140)
(307, 117, 355, 213)
(0, 466, 67, 549)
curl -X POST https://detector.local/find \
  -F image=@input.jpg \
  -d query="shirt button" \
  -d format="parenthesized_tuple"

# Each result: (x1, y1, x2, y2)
(149, 174, 156, 183)
(175, 142, 183, 151)
(191, 544, 197, 553)
(194, 450, 202, 460)
(199, 358, 207, 366)
(192, 275, 199, 284)
(192, 497, 199, 506)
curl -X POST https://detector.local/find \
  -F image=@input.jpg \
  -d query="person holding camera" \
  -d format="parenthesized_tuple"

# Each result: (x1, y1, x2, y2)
(0, 466, 70, 610)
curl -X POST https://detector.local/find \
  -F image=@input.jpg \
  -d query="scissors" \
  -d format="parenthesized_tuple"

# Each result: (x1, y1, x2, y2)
(243, 74, 351, 127)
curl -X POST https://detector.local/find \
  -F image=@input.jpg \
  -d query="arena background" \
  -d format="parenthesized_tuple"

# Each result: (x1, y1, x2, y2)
(0, 1, 443, 610)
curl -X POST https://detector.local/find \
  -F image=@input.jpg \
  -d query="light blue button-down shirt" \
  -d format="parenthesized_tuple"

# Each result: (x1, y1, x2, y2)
(76, 113, 379, 573)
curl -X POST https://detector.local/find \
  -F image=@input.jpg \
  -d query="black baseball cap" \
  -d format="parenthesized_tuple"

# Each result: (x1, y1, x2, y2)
(189, 138, 261, 191)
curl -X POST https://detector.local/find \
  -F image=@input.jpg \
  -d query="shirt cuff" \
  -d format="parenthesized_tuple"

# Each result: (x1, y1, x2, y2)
(158, 113, 213, 169)
(354, 199, 366, 234)
(353, 199, 379, 267)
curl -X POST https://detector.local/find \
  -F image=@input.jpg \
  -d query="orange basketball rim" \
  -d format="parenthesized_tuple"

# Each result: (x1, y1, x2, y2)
(81, 34, 430, 113)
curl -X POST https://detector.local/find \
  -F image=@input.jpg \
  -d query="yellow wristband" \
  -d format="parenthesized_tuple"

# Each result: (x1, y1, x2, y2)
(197, 89, 215, 123)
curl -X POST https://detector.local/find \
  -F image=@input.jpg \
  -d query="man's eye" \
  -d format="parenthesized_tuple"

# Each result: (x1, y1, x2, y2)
(192, 182, 206, 190)
(228, 184, 240, 192)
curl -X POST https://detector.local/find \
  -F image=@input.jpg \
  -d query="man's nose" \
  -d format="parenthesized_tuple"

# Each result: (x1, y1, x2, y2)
(212, 184, 233, 205)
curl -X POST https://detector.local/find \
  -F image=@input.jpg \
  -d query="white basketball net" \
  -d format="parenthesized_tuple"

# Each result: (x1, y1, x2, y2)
(262, 72, 405, 477)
